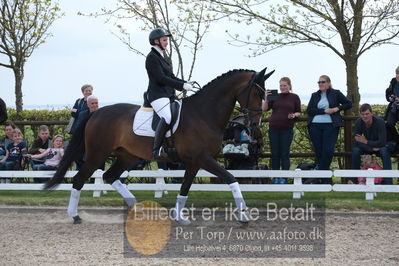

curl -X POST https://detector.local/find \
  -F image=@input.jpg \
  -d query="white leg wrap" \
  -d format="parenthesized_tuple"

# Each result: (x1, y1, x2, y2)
(67, 188, 81, 217)
(112, 180, 136, 207)
(173, 194, 188, 220)
(229, 182, 247, 211)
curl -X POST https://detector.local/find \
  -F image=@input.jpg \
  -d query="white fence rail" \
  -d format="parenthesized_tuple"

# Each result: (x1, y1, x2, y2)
(0, 169, 397, 200)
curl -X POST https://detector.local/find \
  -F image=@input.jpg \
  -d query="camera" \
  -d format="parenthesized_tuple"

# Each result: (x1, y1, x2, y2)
(390, 95, 399, 113)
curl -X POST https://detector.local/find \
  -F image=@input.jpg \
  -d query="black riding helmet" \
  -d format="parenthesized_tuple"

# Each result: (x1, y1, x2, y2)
(149, 28, 172, 47)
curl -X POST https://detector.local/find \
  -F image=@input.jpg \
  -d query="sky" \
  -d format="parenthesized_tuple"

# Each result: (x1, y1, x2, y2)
(0, 0, 397, 110)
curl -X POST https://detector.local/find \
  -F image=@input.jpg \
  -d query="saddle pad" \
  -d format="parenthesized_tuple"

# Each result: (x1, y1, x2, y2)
(133, 100, 182, 137)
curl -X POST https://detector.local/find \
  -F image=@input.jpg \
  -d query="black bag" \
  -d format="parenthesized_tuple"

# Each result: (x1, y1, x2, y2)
(296, 162, 321, 184)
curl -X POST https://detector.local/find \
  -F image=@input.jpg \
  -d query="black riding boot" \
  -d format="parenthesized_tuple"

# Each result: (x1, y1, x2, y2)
(152, 118, 169, 159)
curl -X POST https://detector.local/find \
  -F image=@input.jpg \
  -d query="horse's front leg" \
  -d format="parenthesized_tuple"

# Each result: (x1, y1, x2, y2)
(172, 164, 199, 225)
(199, 156, 250, 223)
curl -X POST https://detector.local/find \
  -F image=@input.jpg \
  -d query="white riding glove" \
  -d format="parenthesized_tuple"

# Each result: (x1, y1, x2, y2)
(183, 82, 194, 92)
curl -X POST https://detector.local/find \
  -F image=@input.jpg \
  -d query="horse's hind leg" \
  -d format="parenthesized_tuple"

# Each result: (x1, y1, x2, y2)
(103, 156, 137, 208)
(67, 153, 109, 223)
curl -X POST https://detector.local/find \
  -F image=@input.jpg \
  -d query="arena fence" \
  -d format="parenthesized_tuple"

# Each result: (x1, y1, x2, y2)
(0, 169, 398, 200)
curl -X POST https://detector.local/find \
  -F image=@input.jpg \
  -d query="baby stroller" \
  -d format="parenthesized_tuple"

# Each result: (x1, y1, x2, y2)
(222, 115, 265, 184)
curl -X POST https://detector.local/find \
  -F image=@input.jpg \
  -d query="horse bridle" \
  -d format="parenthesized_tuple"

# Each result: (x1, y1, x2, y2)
(236, 72, 266, 124)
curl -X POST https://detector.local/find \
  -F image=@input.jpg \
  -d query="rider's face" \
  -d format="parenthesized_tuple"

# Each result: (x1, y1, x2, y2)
(156, 37, 169, 50)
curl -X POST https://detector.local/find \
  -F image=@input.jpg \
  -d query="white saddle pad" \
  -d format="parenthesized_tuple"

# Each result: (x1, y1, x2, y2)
(133, 100, 182, 137)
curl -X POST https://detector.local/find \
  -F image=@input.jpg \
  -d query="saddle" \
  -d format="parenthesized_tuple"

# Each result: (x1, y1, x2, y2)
(137, 92, 181, 162)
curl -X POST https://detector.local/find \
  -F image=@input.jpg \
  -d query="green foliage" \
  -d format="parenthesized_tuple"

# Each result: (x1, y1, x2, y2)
(1, 107, 70, 145)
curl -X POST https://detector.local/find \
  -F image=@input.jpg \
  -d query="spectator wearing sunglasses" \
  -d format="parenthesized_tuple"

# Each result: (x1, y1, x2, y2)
(306, 75, 352, 183)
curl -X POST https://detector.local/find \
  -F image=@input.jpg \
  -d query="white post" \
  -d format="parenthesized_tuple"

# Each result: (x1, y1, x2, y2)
(93, 170, 104, 198)
(293, 169, 302, 199)
(365, 168, 375, 201)
(154, 169, 166, 198)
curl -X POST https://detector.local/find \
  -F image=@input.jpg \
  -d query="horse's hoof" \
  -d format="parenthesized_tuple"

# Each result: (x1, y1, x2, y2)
(126, 197, 137, 208)
(238, 210, 251, 223)
(176, 218, 191, 226)
(171, 209, 191, 225)
(73, 215, 82, 224)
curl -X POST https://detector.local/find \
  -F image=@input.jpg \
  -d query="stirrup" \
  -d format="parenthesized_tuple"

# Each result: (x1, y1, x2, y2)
(153, 147, 168, 159)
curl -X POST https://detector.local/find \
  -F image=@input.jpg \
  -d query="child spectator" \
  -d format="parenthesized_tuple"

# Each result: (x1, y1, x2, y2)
(28, 135, 64, 171)
(0, 128, 27, 183)
(357, 154, 383, 185)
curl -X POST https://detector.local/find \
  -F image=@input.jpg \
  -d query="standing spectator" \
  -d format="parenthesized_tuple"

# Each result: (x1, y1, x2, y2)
(0, 129, 27, 182)
(69, 84, 93, 134)
(384, 66, 399, 143)
(351, 103, 392, 184)
(262, 77, 301, 184)
(0, 97, 7, 124)
(307, 75, 352, 184)
(28, 125, 52, 166)
(73, 95, 99, 170)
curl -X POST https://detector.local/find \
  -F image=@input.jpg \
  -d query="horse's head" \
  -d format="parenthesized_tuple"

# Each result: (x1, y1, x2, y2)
(236, 68, 275, 126)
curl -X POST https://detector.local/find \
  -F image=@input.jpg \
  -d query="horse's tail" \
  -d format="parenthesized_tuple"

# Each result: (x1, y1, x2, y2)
(43, 114, 91, 190)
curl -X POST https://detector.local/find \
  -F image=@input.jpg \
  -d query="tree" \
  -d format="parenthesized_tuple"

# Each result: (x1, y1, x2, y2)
(0, 0, 62, 114)
(205, 0, 399, 114)
(85, 0, 213, 81)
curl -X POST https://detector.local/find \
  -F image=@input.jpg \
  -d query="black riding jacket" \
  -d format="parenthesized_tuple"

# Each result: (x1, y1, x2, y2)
(145, 47, 185, 102)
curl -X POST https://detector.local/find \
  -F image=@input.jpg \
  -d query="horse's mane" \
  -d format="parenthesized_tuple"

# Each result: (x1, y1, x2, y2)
(186, 69, 255, 99)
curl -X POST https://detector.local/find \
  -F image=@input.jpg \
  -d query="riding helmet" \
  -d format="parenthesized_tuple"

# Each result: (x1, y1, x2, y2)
(149, 28, 172, 45)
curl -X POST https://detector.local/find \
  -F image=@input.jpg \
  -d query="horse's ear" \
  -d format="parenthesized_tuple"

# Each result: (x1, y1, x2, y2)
(254, 68, 267, 83)
(263, 69, 275, 81)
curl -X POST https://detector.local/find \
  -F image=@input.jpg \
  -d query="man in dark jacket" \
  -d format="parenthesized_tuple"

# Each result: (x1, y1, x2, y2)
(352, 103, 392, 184)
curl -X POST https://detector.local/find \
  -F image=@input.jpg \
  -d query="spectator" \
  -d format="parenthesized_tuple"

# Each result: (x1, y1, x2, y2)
(0, 128, 27, 182)
(74, 95, 99, 170)
(356, 154, 383, 185)
(351, 103, 392, 184)
(69, 84, 93, 134)
(28, 125, 52, 167)
(0, 122, 16, 150)
(385, 66, 399, 143)
(0, 97, 7, 124)
(307, 75, 352, 184)
(27, 135, 65, 183)
(262, 77, 301, 184)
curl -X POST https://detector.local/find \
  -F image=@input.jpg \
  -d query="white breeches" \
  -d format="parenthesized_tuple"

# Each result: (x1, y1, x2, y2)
(151, 97, 172, 125)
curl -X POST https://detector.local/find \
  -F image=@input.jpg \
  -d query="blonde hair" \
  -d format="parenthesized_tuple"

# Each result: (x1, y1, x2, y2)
(280, 77, 292, 91)
(319, 75, 332, 89)
(361, 154, 377, 166)
(13, 128, 23, 138)
(396, 66, 399, 74)
(52, 135, 64, 148)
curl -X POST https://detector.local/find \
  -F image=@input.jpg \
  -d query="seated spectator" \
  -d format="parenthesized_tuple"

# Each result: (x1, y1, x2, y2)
(0, 122, 16, 155)
(0, 128, 27, 183)
(355, 154, 383, 185)
(28, 135, 64, 170)
(351, 103, 392, 184)
(28, 125, 52, 167)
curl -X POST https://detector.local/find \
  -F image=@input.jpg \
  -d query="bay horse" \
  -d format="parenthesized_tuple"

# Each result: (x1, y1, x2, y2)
(44, 68, 274, 224)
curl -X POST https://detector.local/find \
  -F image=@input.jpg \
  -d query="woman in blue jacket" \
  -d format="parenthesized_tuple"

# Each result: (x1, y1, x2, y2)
(307, 75, 352, 183)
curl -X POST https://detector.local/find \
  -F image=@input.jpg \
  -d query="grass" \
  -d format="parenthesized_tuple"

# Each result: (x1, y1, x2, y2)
(0, 190, 398, 211)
